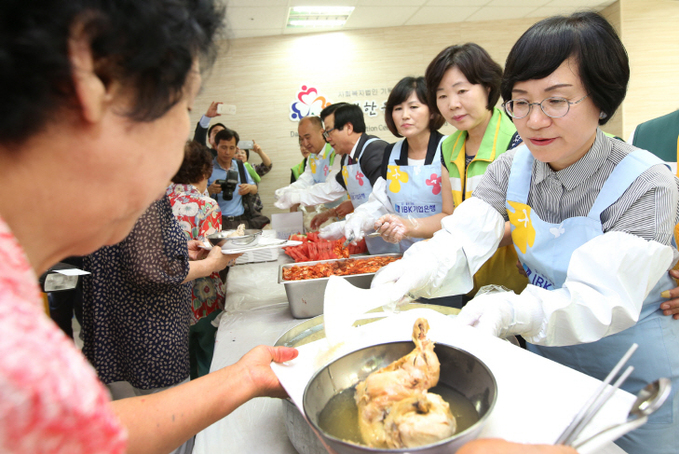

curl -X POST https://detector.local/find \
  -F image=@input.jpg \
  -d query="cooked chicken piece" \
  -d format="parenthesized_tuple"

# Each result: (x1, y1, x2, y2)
(226, 223, 246, 237)
(355, 318, 454, 448)
(382, 393, 456, 448)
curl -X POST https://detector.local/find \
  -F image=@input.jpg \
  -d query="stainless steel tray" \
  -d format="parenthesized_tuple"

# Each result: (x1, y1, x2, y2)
(277, 253, 401, 319)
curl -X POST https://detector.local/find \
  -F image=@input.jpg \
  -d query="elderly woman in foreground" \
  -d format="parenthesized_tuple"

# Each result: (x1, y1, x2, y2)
(0, 1, 579, 453)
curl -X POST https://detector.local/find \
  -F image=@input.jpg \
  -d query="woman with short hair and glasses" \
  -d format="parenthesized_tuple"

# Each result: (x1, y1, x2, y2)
(373, 12, 679, 453)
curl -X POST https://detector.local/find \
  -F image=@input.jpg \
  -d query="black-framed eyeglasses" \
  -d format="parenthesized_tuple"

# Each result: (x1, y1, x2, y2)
(322, 126, 340, 141)
(503, 95, 589, 120)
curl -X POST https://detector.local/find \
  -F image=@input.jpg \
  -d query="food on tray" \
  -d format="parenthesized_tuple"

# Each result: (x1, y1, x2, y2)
(284, 231, 366, 262)
(226, 223, 246, 237)
(355, 318, 456, 448)
(281, 256, 399, 281)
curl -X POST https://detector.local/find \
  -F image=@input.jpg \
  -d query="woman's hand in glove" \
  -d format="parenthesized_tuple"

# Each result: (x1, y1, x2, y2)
(454, 290, 543, 339)
(375, 214, 409, 244)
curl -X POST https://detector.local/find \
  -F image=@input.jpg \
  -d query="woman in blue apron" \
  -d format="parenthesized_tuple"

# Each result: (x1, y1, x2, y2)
(372, 12, 679, 453)
(320, 76, 453, 253)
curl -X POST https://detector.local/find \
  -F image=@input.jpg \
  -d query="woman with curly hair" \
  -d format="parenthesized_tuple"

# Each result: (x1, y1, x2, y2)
(167, 140, 226, 379)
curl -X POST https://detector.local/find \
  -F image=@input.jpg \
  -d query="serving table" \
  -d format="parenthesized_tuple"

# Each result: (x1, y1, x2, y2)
(192, 256, 629, 454)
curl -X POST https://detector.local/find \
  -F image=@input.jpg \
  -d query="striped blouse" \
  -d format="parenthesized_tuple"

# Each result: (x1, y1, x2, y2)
(473, 129, 679, 245)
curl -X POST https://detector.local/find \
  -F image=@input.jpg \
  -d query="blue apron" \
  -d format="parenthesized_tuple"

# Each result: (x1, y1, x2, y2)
(506, 144, 679, 454)
(386, 137, 445, 252)
(309, 143, 335, 184)
(343, 139, 399, 255)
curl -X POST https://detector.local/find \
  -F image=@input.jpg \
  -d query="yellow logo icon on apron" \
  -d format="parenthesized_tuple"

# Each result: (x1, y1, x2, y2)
(309, 155, 317, 174)
(387, 165, 409, 193)
(342, 166, 349, 186)
(507, 200, 536, 254)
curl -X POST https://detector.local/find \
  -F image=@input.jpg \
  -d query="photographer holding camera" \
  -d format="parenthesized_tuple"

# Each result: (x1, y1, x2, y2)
(208, 128, 262, 230)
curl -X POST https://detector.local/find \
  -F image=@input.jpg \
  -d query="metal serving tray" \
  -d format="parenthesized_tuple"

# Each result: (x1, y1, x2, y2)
(278, 253, 401, 319)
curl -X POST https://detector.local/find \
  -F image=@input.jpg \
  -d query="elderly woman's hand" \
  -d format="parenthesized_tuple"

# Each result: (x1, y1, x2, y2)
(205, 246, 240, 271)
(187, 239, 209, 260)
(457, 439, 577, 454)
(235, 345, 299, 399)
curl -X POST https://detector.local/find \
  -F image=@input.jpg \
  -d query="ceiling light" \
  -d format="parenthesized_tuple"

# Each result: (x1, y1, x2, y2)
(286, 6, 354, 29)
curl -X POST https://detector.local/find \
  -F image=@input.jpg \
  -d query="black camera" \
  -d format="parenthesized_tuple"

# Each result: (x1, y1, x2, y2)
(215, 169, 239, 200)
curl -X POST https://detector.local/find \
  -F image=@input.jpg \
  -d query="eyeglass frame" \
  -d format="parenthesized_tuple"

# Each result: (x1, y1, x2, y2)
(322, 126, 341, 141)
(502, 94, 589, 120)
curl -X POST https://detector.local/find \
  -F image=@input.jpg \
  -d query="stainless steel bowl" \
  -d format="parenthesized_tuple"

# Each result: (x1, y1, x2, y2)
(206, 229, 262, 249)
(303, 341, 497, 454)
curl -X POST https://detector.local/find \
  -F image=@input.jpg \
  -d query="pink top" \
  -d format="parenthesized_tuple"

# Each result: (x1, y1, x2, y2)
(0, 217, 127, 453)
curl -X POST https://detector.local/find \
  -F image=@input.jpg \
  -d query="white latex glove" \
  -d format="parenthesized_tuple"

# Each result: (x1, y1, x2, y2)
(274, 191, 301, 210)
(344, 177, 393, 243)
(371, 197, 504, 301)
(375, 214, 409, 244)
(319, 221, 346, 240)
(454, 290, 543, 339)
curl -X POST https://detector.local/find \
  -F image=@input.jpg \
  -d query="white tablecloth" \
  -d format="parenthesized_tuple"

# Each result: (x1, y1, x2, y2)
(192, 257, 629, 454)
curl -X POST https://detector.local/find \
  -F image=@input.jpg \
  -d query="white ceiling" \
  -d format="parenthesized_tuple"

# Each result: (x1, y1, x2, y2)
(222, 0, 617, 39)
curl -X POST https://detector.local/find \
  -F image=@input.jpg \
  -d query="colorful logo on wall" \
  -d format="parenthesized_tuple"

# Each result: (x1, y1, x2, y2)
(289, 85, 332, 121)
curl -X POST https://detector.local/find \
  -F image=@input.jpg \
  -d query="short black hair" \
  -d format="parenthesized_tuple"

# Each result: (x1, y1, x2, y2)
(425, 43, 502, 115)
(320, 103, 347, 121)
(0, 0, 224, 145)
(172, 141, 214, 184)
(385, 76, 445, 137)
(332, 104, 366, 134)
(207, 123, 226, 140)
(501, 11, 628, 125)
(214, 128, 239, 146)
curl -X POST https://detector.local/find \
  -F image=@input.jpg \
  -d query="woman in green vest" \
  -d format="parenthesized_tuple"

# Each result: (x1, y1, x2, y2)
(425, 43, 528, 297)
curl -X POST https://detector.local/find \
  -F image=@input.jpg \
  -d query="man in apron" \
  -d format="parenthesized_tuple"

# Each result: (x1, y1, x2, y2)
(275, 115, 342, 214)
(276, 103, 397, 254)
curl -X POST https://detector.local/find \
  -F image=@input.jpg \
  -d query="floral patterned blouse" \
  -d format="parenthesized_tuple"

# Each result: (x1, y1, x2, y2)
(0, 216, 127, 453)
(167, 183, 226, 324)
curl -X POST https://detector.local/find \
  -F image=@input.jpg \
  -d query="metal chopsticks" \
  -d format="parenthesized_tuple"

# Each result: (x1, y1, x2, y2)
(555, 343, 638, 446)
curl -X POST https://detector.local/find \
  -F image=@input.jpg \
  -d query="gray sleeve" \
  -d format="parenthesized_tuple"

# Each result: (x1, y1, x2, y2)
(602, 165, 679, 245)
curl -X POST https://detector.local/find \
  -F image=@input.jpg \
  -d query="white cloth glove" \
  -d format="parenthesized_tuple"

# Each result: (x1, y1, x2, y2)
(274, 187, 288, 200)
(371, 198, 505, 301)
(521, 231, 674, 346)
(343, 212, 376, 243)
(460, 231, 675, 347)
(274, 191, 301, 210)
(455, 290, 543, 339)
(319, 221, 346, 240)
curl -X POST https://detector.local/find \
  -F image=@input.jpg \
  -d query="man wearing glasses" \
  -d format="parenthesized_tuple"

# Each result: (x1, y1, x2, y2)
(274, 103, 396, 253)
(274, 115, 342, 215)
